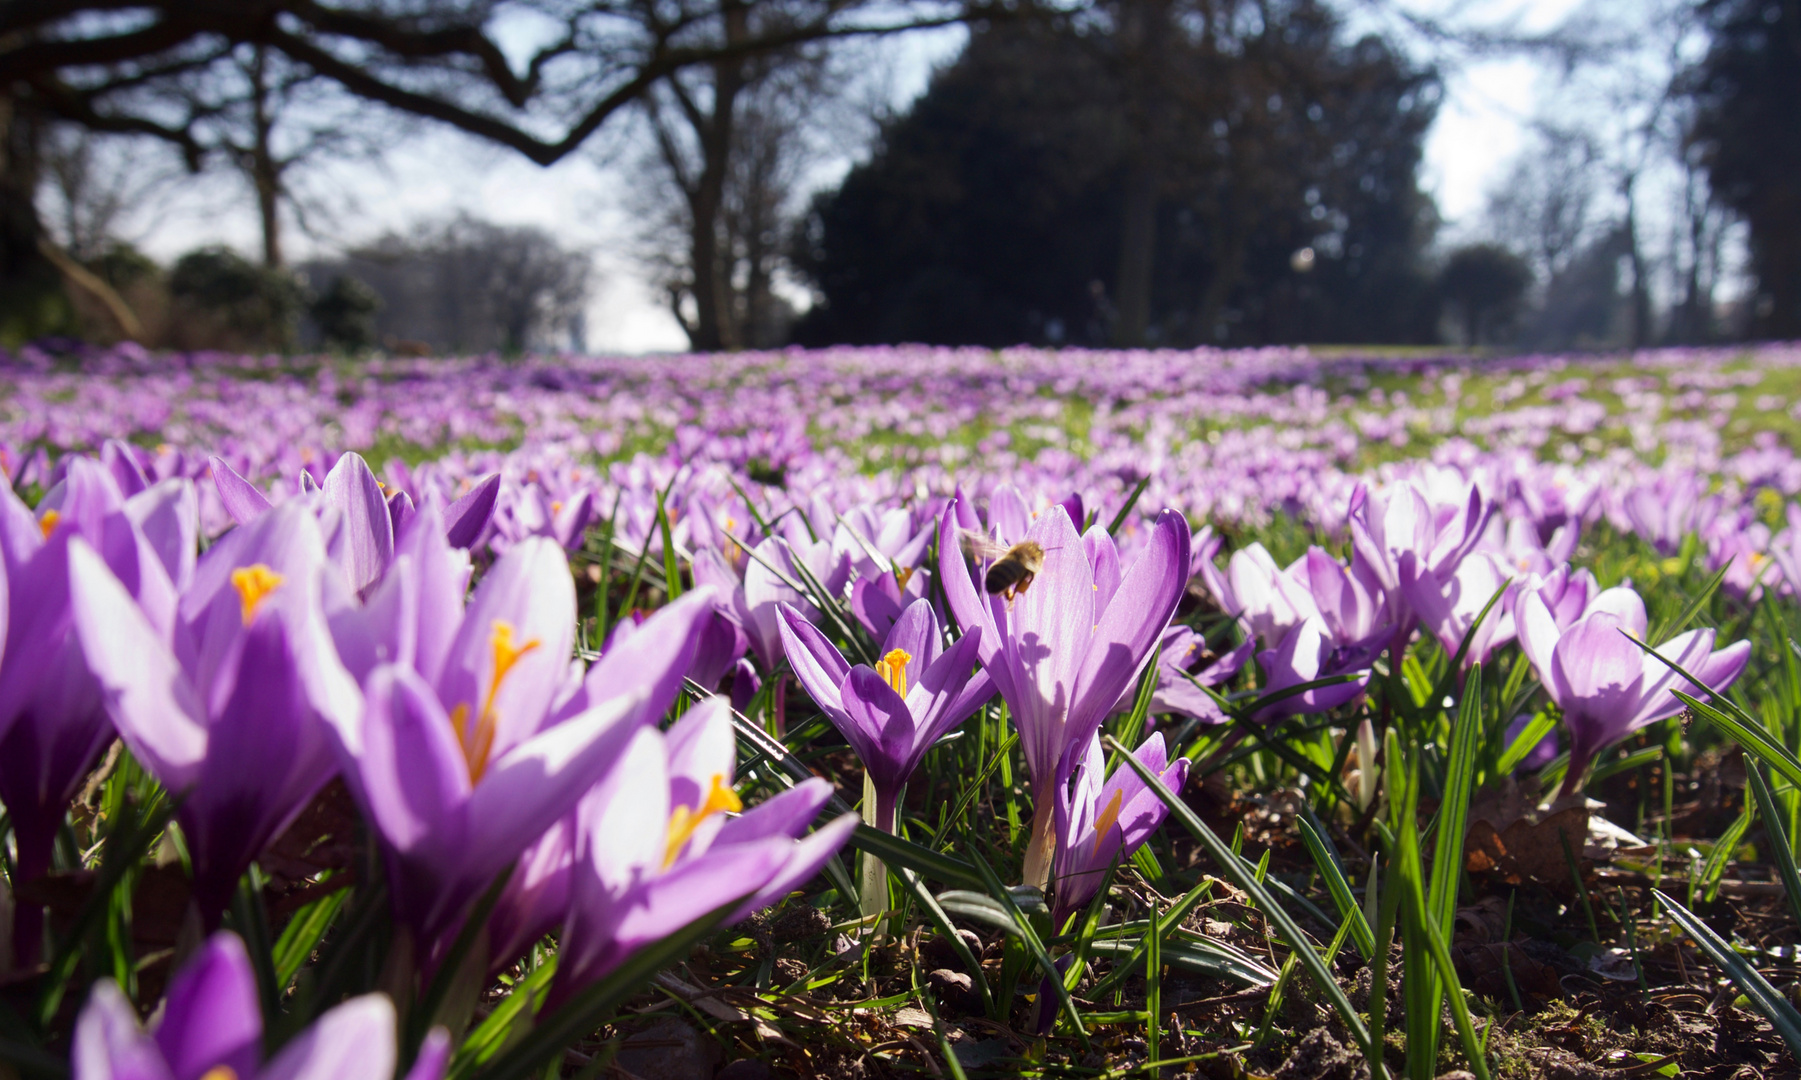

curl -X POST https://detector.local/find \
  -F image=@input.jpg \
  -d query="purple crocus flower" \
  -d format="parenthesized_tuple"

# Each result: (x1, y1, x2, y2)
(939, 500, 1190, 888)
(0, 461, 196, 962)
(778, 597, 991, 832)
(324, 531, 718, 952)
(1516, 587, 1750, 794)
(1133, 624, 1253, 725)
(1051, 731, 1187, 927)
(68, 500, 359, 923)
(552, 697, 857, 1000)
(1192, 542, 1319, 647)
(210, 454, 500, 585)
(1255, 616, 1372, 721)
(72, 931, 448, 1080)
(1349, 480, 1489, 629)
(1400, 550, 1517, 667)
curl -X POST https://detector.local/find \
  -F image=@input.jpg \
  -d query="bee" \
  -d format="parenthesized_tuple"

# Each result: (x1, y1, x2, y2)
(959, 531, 1048, 601)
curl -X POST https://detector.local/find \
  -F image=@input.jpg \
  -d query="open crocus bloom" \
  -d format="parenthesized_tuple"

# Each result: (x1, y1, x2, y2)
(939, 500, 1190, 888)
(69, 500, 358, 923)
(1130, 624, 1252, 725)
(325, 531, 717, 950)
(72, 931, 447, 1080)
(553, 698, 856, 1000)
(779, 597, 991, 831)
(1516, 587, 1750, 793)
(1051, 731, 1187, 927)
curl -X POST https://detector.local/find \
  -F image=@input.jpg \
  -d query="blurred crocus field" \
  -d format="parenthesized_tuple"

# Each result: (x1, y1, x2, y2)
(4, 337, 1801, 1080)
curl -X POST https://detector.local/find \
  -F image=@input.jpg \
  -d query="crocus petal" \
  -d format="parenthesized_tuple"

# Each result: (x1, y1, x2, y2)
(443, 474, 501, 550)
(713, 779, 834, 846)
(1082, 526, 1123, 616)
(937, 503, 1015, 708)
(153, 933, 262, 1080)
(729, 812, 859, 921)
(1003, 505, 1092, 785)
(1067, 509, 1189, 754)
(357, 665, 473, 854)
(777, 603, 851, 716)
(208, 456, 272, 526)
(438, 537, 574, 756)
(666, 697, 738, 829)
(322, 453, 395, 596)
(882, 596, 941, 672)
(989, 485, 1032, 543)
(257, 995, 397, 1080)
(67, 538, 206, 788)
(466, 686, 652, 883)
(122, 479, 198, 593)
(840, 665, 916, 795)
(403, 1029, 452, 1080)
(572, 586, 715, 729)
(72, 981, 175, 1080)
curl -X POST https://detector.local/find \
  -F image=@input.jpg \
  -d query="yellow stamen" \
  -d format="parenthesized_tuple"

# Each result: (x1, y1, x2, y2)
(551, 500, 563, 514)
(664, 774, 742, 868)
(453, 620, 542, 783)
(874, 648, 912, 696)
(37, 509, 59, 540)
(1092, 789, 1125, 858)
(229, 565, 285, 625)
(199, 1068, 238, 1080)
(894, 565, 915, 591)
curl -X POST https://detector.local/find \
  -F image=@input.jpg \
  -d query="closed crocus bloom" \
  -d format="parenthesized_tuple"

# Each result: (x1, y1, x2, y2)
(552, 698, 856, 1001)
(939, 500, 1189, 888)
(326, 536, 718, 952)
(779, 597, 991, 832)
(1517, 587, 1750, 794)
(1051, 732, 1187, 927)
(72, 931, 449, 1080)
(69, 500, 358, 924)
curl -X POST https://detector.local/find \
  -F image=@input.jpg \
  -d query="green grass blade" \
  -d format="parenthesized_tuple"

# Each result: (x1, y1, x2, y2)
(1297, 815, 1375, 958)
(1746, 765, 1801, 927)
(899, 869, 996, 1016)
(1648, 561, 1731, 646)
(966, 850, 1090, 1050)
(1106, 736, 1378, 1073)
(1496, 712, 1557, 775)
(1431, 663, 1482, 939)
(1655, 888, 1801, 1060)
(1106, 474, 1153, 536)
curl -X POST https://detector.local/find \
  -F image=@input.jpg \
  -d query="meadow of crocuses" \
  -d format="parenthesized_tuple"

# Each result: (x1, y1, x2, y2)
(4, 341, 1801, 1078)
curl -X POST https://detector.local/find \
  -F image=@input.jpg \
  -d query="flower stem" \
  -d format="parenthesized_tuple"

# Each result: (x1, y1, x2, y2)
(1021, 777, 1058, 890)
(860, 773, 895, 921)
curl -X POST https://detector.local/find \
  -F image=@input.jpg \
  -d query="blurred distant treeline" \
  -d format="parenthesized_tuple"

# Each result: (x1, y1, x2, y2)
(3, 0, 1796, 353)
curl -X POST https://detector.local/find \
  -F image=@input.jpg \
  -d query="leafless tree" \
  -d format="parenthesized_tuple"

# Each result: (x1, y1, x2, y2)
(0, 0, 1001, 335)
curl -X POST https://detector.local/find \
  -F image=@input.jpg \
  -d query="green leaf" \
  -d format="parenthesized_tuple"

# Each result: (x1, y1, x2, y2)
(1655, 888, 1801, 1060)
(1496, 713, 1557, 775)
(1745, 766, 1801, 927)
(1647, 561, 1731, 646)
(469, 903, 736, 1080)
(1430, 663, 1482, 942)
(1106, 736, 1376, 1069)
(1106, 474, 1153, 536)
(271, 882, 350, 993)
(1297, 815, 1375, 959)
(852, 825, 985, 892)
(966, 851, 1090, 1050)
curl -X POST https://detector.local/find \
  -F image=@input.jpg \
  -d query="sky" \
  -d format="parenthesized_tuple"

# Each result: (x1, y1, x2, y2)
(117, 0, 1593, 354)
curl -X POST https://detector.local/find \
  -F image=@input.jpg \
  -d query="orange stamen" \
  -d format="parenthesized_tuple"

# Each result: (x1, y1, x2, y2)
(894, 565, 915, 591)
(874, 648, 912, 696)
(229, 565, 285, 625)
(1092, 789, 1125, 858)
(664, 774, 742, 868)
(454, 620, 542, 783)
(37, 509, 59, 540)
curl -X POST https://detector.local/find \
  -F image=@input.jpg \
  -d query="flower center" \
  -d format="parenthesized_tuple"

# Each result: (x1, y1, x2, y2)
(664, 773, 742, 868)
(875, 648, 912, 696)
(36, 509, 58, 540)
(450, 619, 542, 784)
(1092, 789, 1125, 858)
(894, 565, 915, 591)
(199, 1068, 238, 1080)
(229, 564, 285, 625)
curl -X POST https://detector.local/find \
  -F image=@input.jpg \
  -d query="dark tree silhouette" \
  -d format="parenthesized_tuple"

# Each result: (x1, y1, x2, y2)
(1688, 0, 1801, 338)
(1438, 243, 1532, 347)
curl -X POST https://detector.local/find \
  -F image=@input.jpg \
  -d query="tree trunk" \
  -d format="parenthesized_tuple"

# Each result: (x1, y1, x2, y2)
(1622, 176, 1652, 348)
(684, 2, 750, 353)
(0, 95, 72, 344)
(249, 46, 284, 268)
(1113, 165, 1156, 347)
